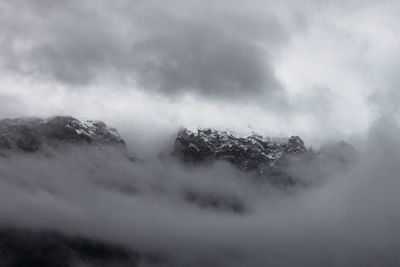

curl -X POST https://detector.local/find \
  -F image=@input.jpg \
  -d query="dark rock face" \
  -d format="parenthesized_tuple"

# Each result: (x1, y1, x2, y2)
(0, 228, 140, 267)
(0, 116, 125, 153)
(174, 129, 311, 185)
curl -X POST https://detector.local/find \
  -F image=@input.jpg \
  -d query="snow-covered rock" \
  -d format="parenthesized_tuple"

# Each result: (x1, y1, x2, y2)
(0, 116, 125, 153)
(174, 128, 311, 185)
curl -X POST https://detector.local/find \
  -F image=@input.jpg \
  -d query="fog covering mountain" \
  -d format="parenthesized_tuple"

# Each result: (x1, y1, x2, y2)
(0, 115, 398, 267)
(2, 0, 400, 265)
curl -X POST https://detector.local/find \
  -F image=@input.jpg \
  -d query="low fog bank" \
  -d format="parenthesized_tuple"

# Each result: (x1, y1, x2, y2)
(0, 117, 399, 266)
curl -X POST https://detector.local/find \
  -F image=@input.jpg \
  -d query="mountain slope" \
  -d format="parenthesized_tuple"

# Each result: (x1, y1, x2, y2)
(0, 116, 125, 153)
(174, 128, 312, 185)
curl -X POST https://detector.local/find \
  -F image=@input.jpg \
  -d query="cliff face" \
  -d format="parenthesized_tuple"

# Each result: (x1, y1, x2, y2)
(174, 128, 312, 185)
(0, 116, 125, 153)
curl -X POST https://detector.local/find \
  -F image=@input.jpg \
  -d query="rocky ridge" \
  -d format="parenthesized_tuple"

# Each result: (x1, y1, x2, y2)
(0, 116, 355, 187)
(0, 116, 125, 153)
(174, 128, 312, 185)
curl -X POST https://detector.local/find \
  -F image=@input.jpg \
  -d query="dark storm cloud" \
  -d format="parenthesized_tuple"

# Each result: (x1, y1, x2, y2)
(131, 23, 280, 99)
(0, 0, 127, 84)
(0, 0, 289, 101)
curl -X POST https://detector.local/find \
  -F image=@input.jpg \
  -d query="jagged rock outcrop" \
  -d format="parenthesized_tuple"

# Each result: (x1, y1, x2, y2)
(174, 129, 358, 187)
(174, 129, 311, 185)
(0, 116, 125, 153)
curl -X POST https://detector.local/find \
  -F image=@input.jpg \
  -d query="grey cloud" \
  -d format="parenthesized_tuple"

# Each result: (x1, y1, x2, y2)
(0, 0, 289, 102)
(0, 0, 127, 85)
(131, 22, 282, 99)
(0, 94, 25, 117)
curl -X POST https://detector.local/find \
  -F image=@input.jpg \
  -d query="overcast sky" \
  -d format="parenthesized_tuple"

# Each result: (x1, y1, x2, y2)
(1, 0, 399, 144)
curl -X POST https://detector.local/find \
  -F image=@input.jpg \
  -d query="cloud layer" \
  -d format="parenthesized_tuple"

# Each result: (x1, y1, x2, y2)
(0, 0, 291, 103)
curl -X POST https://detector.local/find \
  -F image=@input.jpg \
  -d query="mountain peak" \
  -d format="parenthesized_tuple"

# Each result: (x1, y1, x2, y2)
(174, 128, 309, 185)
(0, 116, 125, 153)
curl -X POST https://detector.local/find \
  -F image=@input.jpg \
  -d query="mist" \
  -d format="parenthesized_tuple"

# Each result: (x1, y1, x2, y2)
(0, 116, 398, 266)
(1, 0, 400, 266)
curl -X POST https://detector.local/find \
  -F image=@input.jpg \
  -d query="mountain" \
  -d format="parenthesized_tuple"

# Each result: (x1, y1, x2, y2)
(0, 116, 125, 153)
(0, 116, 355, 186)
(174, 128, 312, 186)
